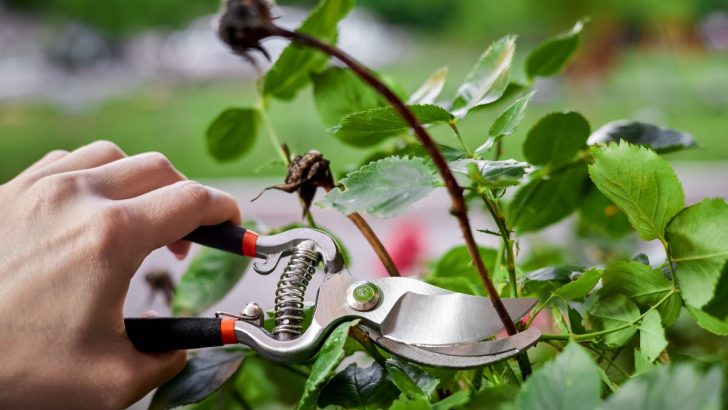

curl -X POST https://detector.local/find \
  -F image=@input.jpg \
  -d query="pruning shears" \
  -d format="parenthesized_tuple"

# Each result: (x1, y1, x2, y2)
(124, 224, 540, 369)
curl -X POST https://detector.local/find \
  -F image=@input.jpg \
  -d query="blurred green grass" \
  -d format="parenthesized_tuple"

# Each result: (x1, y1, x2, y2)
(1, 41, 726, 183)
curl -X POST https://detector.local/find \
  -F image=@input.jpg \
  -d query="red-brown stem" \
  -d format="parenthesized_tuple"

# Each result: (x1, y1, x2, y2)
(273, 28, 520, 341)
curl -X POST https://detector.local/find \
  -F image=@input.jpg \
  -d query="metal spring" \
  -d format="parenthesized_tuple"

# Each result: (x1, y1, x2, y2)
(273, 240, 320, 340)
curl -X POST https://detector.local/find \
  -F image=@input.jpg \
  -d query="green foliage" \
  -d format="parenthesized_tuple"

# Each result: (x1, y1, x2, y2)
(450, 158, 531, 188)
(172, 247, 252, 316)
(553, 267, 601, 300)
(525, 19, 586, 79)
(451, 35, 516, 118)
(298, 320, 360, 410)
(385, 356, 439, 398)
(332, 104, 453, 147)
(589, 120, 697, 153)
(425, 245, 498, 296)
(206, 108, 260, 162)
(515, 342, 601, 410)
(523, 111, 590, 168)
(263, 0, 355, 100)
(317, 363, 399, 408)
(589, 294, 641, 347)
(408, 67, 449, 105)
(150, 348, 245, 410)
(639, 310, 668, 362)
(489, 91, 536, 139)
(312, 67, 385, 127)
(601, 364, 724, 410)
(589, 141, 685, 241)
(320, 156, 439, 218)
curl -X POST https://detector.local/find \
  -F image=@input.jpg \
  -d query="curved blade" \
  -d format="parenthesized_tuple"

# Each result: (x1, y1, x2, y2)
(379, 293, 537, 345)
(366, 327, 541, 369)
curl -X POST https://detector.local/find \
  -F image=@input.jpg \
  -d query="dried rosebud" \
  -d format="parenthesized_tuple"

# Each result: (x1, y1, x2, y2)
(254, 149, 335, 218)
(218, 0, 276, 61)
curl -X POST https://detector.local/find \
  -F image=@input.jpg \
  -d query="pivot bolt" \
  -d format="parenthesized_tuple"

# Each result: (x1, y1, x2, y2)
(347, 281, 381, 311)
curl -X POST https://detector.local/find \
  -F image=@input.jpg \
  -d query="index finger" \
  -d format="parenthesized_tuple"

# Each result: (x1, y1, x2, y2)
(122, 180, 242, 253)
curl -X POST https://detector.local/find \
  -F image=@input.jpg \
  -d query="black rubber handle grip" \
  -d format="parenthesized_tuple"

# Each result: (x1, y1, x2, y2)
(125, 318, 224, 352)
(184, 222, 248, 256)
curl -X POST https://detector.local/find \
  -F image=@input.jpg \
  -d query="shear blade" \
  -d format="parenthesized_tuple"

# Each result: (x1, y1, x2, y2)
(379, 293, 537, 345)
(366, 327, 541, 369)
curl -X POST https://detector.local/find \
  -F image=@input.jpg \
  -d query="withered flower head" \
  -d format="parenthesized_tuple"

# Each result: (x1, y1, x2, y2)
(255, 149, 335, 218)
(218, 0, 276, 61)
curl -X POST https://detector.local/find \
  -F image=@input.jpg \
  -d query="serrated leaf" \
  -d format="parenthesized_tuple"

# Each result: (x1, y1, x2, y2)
(451, 35, 516, 118)
(588, 120, 697, 153)
(425, 245, 498, 296)
(434, 391, 471, 410)
(667, 199, 728, 312)
(577, 186, 633, 239)
(320, 156, 438, 218)
(515, 342, 601, 410)
(640, 310, 668, 362)
(298, 320, 359, 410)
(589, 294, 640, 347)
(172, 245, 253, 316)
(687, 306, 728, 336)
(599, 261, 681, 327)
(522, 265, 583, 300)
(150, 349, 245, 410)
(633, 349, 659, 376)
(489, 91, 536, 138)
(390, 394, 431, 410)
(466, 385, 517, 410)
(509, 165, 589, 232)
(588, 141, 685, 242)
(317, 363, 399, 409)
(263, 0, 355, 100)
(333, 104, 454, 147)
(449, 158, 531, 188)
(526, 20, 585, 79)
(206, 108, 260, 162)
(408, 66, 448, 105)
(554, 268, 601, 300)
(385, 356, 439, 398)
(602, 363, 724, 410)
(523, 111, 590, 168)
(361, 142, 465, 168)
(311, 67, 385, 127)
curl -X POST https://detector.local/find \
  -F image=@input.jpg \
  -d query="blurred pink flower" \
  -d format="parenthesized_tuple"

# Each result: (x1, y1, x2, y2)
(376, 219, 427, 276)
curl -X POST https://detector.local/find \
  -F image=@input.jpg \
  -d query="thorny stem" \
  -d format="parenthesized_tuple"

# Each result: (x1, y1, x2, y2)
(350, 326, 387, 366)
(481, 189, 518, 297)
(273, 26, 529, 376)
(320, 181, 399, 277)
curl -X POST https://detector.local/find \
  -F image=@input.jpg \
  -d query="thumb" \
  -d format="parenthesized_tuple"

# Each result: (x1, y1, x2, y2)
(121, 350, 187, 407)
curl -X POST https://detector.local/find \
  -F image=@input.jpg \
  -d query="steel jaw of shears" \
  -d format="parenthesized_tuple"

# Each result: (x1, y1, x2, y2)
(124, 223, 540, 369)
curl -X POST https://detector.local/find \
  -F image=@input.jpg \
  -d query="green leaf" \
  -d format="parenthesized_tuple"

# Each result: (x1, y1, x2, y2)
(172, 246, 252, 316)
(451, 35, 516, 117)
(588, 141, 685, 241)
(577, 186, 633, 239)
(589, 294, 640, 347)
(408, 66, 448, 105)
(554, 268, 601, 300)
(233, 355, 306, 409)
(425, 245, 498, 296)
(206, 108, 260, 162)
(523, 111, 590, 168)
(588, 120, 697, 153)
(360, 142, 465, 168)
(449, 158, 531, 188)
(390, 394, 432, 410)
(385, 356, 439, 398)
(320, 156, 438, 218)
(263, 0, 355, 100)
(298, 320, 359, 410)
(602, 363, 724, 410)
(687, 306, 728, 336)
(333, 104, 454, 147)
(667, 198, 728, 310)
(150, 349, 245, 410)
(599, 261, 681, 327)
(433, 390, 472, 410)
(312, 67, 385, 127)
(515, 342, 601, 410)
(466, 385, 517, 410)
(489, 91, 536, 138)
(509, 165, 588, 232)
(526, 20, 585, 79)
(633, 349, 659, 376)
(522, 265, 583, 300)
(640, 310, 668, 362)
(317, 363, 399, 409)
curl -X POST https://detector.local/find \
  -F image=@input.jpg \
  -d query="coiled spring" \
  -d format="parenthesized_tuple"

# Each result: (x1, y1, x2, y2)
(273, 240, 321, 340)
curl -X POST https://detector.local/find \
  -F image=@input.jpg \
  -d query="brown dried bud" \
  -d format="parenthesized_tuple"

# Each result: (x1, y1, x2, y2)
(254, 149, 335, 218)
(218, 0, 276, 61)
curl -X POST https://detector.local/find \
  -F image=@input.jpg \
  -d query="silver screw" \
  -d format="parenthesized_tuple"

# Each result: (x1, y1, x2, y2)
(346, 281, 381, 311)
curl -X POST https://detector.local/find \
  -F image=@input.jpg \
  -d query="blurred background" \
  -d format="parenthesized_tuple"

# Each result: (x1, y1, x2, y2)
(1, 1, 727, 405)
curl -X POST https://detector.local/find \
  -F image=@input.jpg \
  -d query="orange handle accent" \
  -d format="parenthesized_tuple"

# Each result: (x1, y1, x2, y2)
(220, 319, 237, 345)
(242, 230, 259, 257)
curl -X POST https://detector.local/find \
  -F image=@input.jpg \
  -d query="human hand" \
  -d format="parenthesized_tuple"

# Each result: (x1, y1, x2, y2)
(0, 142, 241, 409)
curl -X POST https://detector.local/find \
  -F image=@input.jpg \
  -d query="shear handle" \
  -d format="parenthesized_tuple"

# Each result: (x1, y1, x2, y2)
(184, 222, 259, 258)
(124, 318, 238, 352)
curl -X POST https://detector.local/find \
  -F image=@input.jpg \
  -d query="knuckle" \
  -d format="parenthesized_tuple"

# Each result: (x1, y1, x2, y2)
(177, 180, 210, 204)
(88, 140, 125, 161)
(143, 151, 174, 172)
(35, 173, 84, 203)
(92, 205, 132, 250)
